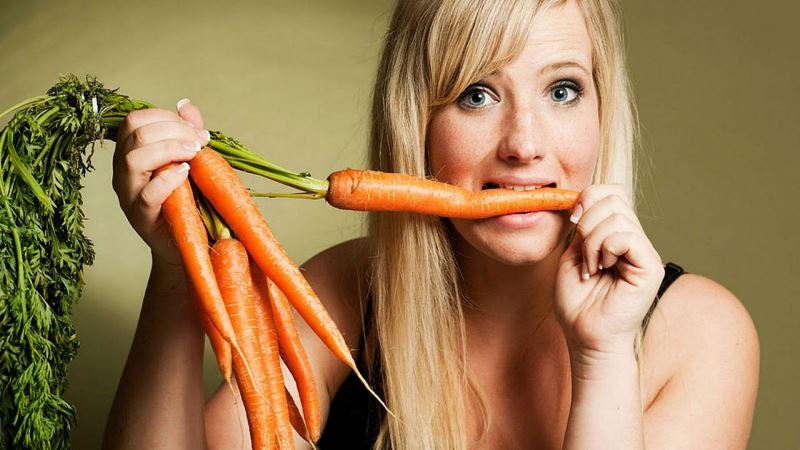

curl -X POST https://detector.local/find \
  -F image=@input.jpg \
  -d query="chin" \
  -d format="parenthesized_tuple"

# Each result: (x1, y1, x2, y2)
(449, 213, 570, 266)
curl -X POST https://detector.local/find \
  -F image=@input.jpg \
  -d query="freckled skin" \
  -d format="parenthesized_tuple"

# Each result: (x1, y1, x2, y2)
(427, 1, 599, 266)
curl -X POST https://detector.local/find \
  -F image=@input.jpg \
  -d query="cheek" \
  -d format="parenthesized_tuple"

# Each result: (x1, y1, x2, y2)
(552, 107, 600, 189)
(427, 108, 494, 185)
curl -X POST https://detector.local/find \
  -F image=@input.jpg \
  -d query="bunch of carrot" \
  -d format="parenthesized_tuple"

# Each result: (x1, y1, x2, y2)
(160, 146, 578, 449)
(0, 75, 580, 450)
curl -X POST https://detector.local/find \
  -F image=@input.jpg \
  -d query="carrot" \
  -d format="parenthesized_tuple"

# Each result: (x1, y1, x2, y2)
(211, 237, 274, 450)
(189, 283, 232, 385)
(249, 262, 295, 449)
(250, 262, 321, 443)
(284, 386, 310, 443)
(158, 165, 248, 372)
(189, 148, 390, 415)
(325, 169, 578, 218)
(262, 275, 322, 442)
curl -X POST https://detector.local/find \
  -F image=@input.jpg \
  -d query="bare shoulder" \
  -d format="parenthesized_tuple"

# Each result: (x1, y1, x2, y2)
(300, 237, 371, 353)
(641, 273, 760, 448)
(643, 273, 759, 370)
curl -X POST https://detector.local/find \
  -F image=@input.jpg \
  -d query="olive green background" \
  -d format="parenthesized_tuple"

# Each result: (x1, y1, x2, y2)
(0, 0, 796, 448)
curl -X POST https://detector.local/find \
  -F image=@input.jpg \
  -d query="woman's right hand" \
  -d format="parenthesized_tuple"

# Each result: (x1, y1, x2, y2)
(112, 99, 211, 266)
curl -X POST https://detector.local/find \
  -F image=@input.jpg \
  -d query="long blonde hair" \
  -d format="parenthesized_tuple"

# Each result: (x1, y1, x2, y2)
(364, 1, 637, 448)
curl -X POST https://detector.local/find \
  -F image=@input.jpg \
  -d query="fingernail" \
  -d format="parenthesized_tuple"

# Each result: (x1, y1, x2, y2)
(196, 129, 210, 142)
(176, 98, 190, 110)
(598, 263, 604, 271)
(182, 141, 201, 152)
(569, 204, 583, 224)
(176, 162, 190, 173)
(581, 261, 590, 281)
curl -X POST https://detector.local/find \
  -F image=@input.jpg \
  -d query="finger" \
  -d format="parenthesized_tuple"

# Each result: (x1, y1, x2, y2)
(575, 194, 642, 240)
(113, 139, 202, 209)
(600, 231, 660, 279)
(581, 213, 643, 276)
(176, 98, 206, 131)
(579, 183, 630, 209)
(133, 163, 191, 230)
(117, 120, 206, 166)
(115, 108, 184, 152)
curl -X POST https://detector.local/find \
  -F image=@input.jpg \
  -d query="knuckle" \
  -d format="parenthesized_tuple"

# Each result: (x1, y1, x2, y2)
(123, 151, 138, 172)
(576, 221, 591, 237)
(610, 212, 629, 228)
(128, 127, 147, 149)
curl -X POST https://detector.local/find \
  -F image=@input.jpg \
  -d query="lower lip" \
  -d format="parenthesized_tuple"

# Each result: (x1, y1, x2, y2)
(488, 211, 551, 229)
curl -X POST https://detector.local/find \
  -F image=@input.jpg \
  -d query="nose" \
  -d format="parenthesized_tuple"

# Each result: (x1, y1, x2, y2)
(497, 106, 542, 163)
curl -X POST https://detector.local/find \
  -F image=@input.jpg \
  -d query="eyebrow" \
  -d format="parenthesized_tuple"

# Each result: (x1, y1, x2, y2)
(539, 61, 591, 77)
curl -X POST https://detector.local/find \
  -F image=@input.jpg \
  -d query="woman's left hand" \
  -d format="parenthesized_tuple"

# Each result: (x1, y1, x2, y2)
(554, 184, 664, 358)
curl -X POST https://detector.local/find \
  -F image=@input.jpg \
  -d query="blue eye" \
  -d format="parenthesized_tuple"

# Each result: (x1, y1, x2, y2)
(549, 81, 582, 104)
(458, 85, 497, 109)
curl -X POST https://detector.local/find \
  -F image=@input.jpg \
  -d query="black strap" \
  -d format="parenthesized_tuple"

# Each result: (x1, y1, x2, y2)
(642, 262, 685, 335)
(658, 262, 685, 298)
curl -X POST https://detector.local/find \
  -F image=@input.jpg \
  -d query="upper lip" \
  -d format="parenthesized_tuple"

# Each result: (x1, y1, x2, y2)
(481, 176, 557, 189)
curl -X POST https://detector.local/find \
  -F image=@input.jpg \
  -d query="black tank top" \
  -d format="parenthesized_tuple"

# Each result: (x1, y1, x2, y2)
(317, 262, 685, 449)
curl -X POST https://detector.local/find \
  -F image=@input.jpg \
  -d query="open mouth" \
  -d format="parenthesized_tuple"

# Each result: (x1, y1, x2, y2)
(481, 182, 558, 191)
(481, 182, 559, 215)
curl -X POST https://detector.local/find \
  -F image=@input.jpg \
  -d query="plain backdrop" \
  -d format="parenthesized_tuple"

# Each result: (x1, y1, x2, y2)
(0, 0, 797, 448)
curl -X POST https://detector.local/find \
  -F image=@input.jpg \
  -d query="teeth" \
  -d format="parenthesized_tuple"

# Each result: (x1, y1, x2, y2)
(500, 184, 542, 191)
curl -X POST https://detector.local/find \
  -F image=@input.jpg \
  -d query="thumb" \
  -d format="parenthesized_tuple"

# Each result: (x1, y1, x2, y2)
(176, 98, 205, 130)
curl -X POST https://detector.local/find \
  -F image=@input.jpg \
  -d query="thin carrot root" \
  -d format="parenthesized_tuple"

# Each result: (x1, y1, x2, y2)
(325, 169, 579, 218)
(261, 274, 322, 442)
(212, 238, 273, 449)
(284, 386, 311, 442)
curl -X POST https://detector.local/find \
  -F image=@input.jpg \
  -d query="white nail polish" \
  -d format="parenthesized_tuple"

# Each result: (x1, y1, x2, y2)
(598, 264, 604, 270)
(582, 270, 590, 281)
(176, 162, 190, 173)
(197, 129, 210, 142)
(176, 98, 190, 110)
(182, 141, 201, 152)
(569, 204, 583, 224)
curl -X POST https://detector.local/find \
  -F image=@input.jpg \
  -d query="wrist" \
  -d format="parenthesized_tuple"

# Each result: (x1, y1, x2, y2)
(142, 254, 194, 319)
(569, 345, 639, 382)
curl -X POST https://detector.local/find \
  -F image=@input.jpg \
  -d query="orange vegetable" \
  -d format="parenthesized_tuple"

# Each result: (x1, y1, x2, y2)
(211, 238, 273, 450)
(250, 259, 295, 449)
(189, 148, 389, 415)
(189, 283, 232, 385)
(158, 167, 247, 373)
(252, 263, 321, 443)
(326, 169, 578, 217)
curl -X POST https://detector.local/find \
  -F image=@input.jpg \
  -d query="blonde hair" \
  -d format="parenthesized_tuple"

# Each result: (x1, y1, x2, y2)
(364, 1, 637, 448)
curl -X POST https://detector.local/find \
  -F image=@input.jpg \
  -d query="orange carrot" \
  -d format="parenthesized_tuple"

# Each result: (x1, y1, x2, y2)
(189, 148, 390, 415)
(262, 275, 322, 443)
(250, 259, 295, 449)
(325, 169, 578, 218)
(251, 261, 320, 442)
(284, 386, 310, 442)
(158, 166, 246, 368)
(211, 237, 273, 450)
(189, 283, 232, 385)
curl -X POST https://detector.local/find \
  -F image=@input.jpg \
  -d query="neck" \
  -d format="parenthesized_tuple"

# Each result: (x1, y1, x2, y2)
(455, 233, 564, 352)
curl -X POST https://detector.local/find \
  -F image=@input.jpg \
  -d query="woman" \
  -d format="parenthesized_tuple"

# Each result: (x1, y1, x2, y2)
(103, 0, 759, 448)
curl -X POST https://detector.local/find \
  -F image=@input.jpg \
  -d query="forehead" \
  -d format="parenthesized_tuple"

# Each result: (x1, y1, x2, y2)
(513, 1, 593, 74)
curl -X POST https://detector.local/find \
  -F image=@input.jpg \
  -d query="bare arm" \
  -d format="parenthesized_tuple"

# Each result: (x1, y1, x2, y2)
(563, 350, 644, 449)
(103, 100, 212, 448)
(103, 259, 206, 449)
(562, 275, 759, 449)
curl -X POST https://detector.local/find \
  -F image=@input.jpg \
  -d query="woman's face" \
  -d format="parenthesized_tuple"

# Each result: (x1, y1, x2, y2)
(427, 1, 600, 266)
